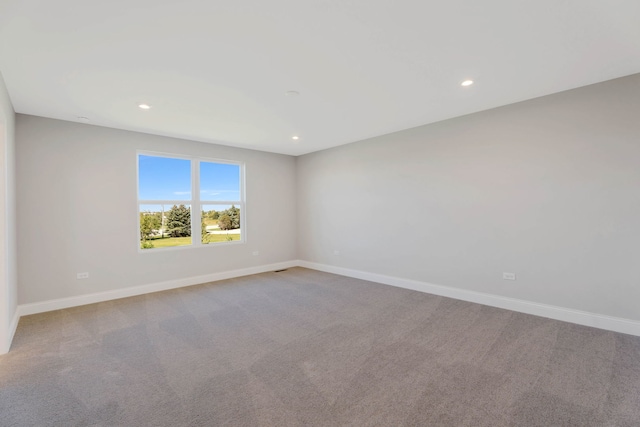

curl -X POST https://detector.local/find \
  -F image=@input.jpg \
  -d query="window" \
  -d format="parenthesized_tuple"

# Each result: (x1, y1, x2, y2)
(137, 153, 244, 250)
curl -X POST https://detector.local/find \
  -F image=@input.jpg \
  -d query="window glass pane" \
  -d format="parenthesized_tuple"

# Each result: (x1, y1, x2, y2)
(200, 162, 240, 201)
(139, 155, 191, 200)
(140, 204, 192, 249)
(202, 204, 241, 244)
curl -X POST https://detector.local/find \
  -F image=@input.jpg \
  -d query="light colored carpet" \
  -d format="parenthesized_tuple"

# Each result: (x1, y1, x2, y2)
(1, 267, 639, 426)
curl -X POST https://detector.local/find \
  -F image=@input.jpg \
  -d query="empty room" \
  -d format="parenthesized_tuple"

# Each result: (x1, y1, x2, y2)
(1, 1, 639, 425)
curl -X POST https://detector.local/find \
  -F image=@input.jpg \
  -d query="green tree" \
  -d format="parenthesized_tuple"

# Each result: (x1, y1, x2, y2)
(140, 211, 161, 241)
(218, 206, 240, 230)
(218, 213, 232, 230)
(166, 204, 191, 237)
(227, 205, 240, 229)
(201, 213, 211, 244)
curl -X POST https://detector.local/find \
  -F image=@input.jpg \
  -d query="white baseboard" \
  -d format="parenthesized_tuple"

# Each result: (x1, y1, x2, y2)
(297, 260, 640, 337)
(8, 309, 19, 347)
(0, 309, 20, 355)
(11, 259, 640, 347)
(17, 260, 298, 317)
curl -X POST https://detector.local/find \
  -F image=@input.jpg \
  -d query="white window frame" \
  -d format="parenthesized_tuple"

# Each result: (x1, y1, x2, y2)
(137, 150, 246, 252)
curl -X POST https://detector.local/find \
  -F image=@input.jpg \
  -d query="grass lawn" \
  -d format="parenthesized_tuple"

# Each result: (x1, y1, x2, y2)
(142, 233, 241, 249)
(203, 233, 241, 244)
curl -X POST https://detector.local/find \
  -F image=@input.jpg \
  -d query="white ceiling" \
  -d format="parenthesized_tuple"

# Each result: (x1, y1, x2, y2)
(0, 1, 639, 156)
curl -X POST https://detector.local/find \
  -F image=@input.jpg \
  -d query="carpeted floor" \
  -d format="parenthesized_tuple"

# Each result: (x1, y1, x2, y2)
(1, 267, 639, 426)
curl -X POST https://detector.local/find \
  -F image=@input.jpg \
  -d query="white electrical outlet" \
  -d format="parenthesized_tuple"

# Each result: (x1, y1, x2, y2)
(77, 272, 89, 279)
(503, 272, 516, 281)
(252, 251, 260, 256)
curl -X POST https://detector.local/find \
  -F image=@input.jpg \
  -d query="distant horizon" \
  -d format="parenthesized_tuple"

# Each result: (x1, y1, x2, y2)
(139, 203, 240, 214)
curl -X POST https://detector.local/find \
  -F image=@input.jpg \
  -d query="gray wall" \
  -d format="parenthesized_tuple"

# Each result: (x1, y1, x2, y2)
(297, 74, 640, 321)
(16, 115, 297, 305)
(0, 70, 17, 354)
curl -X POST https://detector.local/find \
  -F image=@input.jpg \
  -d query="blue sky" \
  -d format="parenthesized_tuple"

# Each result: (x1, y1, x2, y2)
(138, 155, 240, 212)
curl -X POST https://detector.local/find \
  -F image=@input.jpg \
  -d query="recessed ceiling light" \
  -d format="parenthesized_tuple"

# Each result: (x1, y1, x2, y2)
(138, 103, 152, 110)
(292, 136, 300, 140)
(461, 80, 474, 87)
(285, 91, 300, 96)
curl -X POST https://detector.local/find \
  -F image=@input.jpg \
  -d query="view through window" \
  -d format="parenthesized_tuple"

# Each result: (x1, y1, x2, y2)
(138, 153, 243, 250)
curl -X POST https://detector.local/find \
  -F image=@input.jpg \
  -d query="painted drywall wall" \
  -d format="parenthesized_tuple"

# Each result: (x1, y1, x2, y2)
(297, 73, 640, 321)
(16, 115, 297, 305)
(0, 70, 17, 354)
